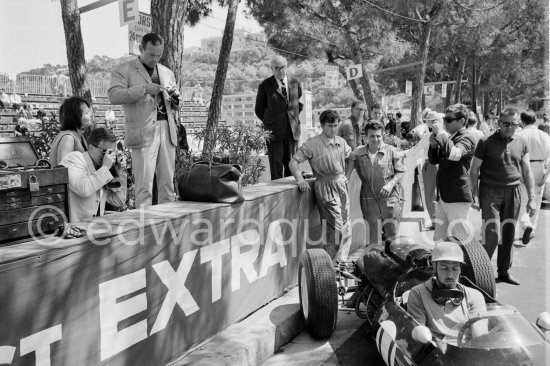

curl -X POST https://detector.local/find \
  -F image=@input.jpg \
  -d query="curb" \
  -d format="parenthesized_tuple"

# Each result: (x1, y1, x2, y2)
(169, 287, 304, 366)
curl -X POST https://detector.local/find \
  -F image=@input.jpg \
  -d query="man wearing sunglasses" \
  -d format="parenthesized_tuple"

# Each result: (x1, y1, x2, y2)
(407, 241, 486, 339)
(469, 108, 536, 285)
(60, 128, 127, 223)
(428, 104, 477, 242)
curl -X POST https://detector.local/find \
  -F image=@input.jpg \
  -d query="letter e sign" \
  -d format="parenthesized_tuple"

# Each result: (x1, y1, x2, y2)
(345, 64, 363, 81)
(119, 0, 139, 26)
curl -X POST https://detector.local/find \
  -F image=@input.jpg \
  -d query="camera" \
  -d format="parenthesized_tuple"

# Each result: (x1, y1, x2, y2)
(105, 150, 123, 189)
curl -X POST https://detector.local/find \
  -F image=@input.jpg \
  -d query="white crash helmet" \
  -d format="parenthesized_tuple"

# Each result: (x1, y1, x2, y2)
(431, 241, 464, 263)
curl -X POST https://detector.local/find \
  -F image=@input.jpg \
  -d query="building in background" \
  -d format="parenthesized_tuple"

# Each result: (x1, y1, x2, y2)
(201, 29, 266, 54)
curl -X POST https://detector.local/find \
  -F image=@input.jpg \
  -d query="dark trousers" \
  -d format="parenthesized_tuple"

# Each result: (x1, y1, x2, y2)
(480, 183, 521, 275)
(267, 122, 296, 180)
(422, 160, 438, 220)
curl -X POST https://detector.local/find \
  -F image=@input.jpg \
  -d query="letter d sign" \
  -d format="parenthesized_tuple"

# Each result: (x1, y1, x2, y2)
(346, 64, 363, 81)
(119, 0, 139, 26)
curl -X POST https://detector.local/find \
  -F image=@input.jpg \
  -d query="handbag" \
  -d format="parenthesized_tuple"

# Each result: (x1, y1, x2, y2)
(176, 161, 244, 203)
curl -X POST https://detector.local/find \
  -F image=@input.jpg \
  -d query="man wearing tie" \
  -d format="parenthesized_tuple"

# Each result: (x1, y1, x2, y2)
(255, 55, 303, 180)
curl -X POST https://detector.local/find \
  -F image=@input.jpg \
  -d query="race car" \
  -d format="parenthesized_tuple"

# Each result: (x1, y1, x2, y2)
(298, 237, 550, 365)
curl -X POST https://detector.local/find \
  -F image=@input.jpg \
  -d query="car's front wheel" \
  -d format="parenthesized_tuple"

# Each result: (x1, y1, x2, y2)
(459, 237, 496, 299)
(298, 249, 338, 338)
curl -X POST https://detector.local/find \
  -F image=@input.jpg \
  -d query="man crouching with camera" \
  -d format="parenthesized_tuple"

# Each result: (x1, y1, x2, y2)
(60, 127, 127, 223)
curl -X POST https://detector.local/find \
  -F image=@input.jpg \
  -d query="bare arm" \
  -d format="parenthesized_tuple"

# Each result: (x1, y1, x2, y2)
(521, 153, 537, 215)
(469, 156, 483, 201)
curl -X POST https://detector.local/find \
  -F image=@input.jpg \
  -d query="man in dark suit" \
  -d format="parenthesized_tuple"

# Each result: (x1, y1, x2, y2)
(255, 55, 303, 180)
(428, 104, 477, 242)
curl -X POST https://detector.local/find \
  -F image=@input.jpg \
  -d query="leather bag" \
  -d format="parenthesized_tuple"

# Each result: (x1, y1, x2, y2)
(176, 161, 244, 203)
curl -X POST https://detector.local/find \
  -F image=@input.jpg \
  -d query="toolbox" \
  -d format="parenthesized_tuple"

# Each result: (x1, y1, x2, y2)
(0, 136, 70, 243)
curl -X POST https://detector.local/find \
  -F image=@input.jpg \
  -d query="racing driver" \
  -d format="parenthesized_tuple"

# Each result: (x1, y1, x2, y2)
(407, 241, 487, 340)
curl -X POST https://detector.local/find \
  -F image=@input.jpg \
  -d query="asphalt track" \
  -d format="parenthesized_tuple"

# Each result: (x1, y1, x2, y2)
(263, 206, 550, 366)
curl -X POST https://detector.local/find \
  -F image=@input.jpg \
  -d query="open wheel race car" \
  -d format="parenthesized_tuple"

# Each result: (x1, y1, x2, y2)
(298, 237, 550, 365)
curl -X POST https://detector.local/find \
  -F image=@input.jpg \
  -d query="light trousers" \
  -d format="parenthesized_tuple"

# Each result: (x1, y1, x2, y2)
(131, 120, 176, 207)
(433, 200, 473, 242)
(519, 161, 546, 232)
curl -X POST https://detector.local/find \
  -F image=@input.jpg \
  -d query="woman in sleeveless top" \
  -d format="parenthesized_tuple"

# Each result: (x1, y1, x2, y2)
(49, 96, 94, 166)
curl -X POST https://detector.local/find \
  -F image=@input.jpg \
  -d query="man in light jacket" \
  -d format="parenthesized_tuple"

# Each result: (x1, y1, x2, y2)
(60, 128, 126, 223)
(108, 32, 181, 207)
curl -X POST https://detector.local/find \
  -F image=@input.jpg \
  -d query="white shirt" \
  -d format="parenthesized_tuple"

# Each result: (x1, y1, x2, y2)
(9, 93, 21, 104)
(518, 125, 550, 161)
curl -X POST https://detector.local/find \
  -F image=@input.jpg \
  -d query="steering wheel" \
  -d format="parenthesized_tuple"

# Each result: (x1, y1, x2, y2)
(456, 317, 488, 347)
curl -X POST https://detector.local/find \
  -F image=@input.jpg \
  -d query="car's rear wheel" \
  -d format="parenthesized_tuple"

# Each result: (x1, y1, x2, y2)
(457, 237, 496, 299)
(299, 249, 338, 338)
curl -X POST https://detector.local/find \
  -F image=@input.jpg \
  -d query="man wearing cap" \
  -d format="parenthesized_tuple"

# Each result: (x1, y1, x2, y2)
(407, 241, 486, 339)
(470, 108, 536, 285)
(428, 104, 477, 242)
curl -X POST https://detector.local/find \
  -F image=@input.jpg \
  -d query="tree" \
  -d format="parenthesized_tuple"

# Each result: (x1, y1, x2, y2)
(151, 0, 211, 84)
(60, 0, 91, 103)
(202, 0, 241, 156)
(246, 0, 404, 115)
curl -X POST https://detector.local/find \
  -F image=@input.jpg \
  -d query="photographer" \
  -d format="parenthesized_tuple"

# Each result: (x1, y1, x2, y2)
(60, 127, 127, 223)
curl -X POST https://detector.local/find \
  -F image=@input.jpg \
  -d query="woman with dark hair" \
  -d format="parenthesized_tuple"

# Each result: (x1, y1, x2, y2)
(48, 96, 93, 165)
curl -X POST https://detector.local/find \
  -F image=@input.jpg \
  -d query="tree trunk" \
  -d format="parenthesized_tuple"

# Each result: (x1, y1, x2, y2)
(151, 0, 189, 85)
(60, 0, 91, 104)
(348, 79, 363, 102)
(445, 83, 453, 107)
(454, 57, 466, 103)
(202, 0, 241, 157)
(410, 20, 433, 128)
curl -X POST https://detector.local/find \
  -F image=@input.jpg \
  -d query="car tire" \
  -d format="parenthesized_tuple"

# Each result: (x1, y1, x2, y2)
(458, 237, 496, 299)
(299, 249, 338, 339)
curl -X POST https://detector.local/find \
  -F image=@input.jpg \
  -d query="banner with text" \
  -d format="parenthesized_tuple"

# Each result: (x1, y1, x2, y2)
(324, 65, 339, 89)
(0, 183, 321, 365)
(128, 12, 152, 55)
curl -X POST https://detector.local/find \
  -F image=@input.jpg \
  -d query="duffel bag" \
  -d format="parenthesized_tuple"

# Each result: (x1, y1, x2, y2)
(176, 161, 244, 203)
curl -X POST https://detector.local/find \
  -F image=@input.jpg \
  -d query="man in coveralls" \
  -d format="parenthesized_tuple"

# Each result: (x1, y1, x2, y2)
(289, 110, 352, 262)
(346, 121, 405, 245)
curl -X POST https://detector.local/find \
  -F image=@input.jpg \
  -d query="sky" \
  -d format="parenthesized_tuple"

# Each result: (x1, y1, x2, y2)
(0, 0, 263, 75)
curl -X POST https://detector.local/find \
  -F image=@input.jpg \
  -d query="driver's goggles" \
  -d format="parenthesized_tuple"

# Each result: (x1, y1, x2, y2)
(432, 288, 464, 306)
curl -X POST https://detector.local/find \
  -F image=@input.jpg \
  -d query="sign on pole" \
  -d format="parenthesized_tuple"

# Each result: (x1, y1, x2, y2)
(423, 84, 435, 96)
(345, 64, 363, 81)
(405, 80, 412, 97)
(324, 65, 339, 89)
(129, 12, 152, 55)
(441, 83, 447, 98)
(119, 0, 139, 26)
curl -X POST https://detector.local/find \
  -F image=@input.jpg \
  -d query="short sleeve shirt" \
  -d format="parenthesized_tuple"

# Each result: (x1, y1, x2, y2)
(293, 134, 351, 201)
(348, 142, 404, 198)
(474, 130, 528, 186)
(517, 126, 550, 161)
(337, 116, 363, 148)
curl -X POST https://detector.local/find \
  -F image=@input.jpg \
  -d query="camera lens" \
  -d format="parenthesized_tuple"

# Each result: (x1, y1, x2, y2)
(105, 181, 121, 189)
